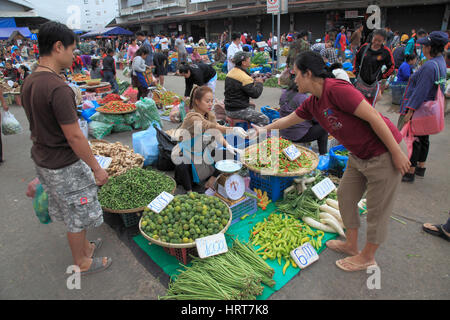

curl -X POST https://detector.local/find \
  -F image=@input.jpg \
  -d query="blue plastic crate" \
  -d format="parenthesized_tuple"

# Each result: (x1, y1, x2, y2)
(249, 170, 297, 202)
(230, 196, 258, 225)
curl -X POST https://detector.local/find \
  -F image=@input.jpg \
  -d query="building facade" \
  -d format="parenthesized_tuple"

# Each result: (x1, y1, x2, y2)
(111, 0, 450, 43)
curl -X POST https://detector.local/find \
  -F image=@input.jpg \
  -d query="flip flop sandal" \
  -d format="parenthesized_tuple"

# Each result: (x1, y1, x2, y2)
(81, 257, 112, 276)
(326, 240, 360, 256)
(335, 257, 377, 272)
(89, 238, 103, 258)
(423, 224, 450, 242)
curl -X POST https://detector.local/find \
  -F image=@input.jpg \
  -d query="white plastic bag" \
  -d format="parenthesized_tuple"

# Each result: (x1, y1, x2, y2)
(1, 110, 23, 135)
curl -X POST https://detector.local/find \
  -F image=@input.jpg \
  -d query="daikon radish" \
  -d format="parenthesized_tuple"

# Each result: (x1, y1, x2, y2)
(321, 218, 346, 238)
(319, 212, 344, 228)
(319, 204, 342, 222)
(302, 216, 337, 234)
(326, 198, 339, 210)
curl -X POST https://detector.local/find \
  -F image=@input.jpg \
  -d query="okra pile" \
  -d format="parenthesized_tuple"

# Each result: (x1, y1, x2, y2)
(98, 167, 176, 210)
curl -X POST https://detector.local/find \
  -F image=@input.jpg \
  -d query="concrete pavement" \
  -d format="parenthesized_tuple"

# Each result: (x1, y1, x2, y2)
(0, 71, 449, 300)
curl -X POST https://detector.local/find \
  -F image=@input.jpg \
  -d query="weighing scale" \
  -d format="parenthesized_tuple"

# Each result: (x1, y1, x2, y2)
(214, 160, 246, 206)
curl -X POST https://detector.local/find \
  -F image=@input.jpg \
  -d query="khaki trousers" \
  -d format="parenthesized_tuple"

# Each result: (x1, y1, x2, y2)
(337, 141, 406, 244)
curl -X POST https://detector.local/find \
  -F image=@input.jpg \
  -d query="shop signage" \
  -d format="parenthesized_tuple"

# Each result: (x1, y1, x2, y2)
(282, 144, 302, 161)
(291, 242, 319, 269)
(311, 177, 336, 200)
(196, 233, 228, 258)
(147, 191, 174, 213)
(30, 33, 38, 41)
(267, 0, 280, 14)
(345, 10, 358, 19)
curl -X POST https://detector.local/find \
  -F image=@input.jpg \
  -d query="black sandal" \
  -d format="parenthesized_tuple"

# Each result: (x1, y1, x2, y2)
(422, 224, 450, 242)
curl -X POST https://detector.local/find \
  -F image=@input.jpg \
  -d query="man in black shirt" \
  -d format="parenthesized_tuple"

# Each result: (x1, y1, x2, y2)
(178, 62, 216, 97)
(102, 48, 119, 93)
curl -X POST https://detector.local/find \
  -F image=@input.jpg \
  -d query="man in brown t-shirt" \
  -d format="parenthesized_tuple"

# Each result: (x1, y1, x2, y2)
(350, 25, 364, 55)
(21, 21, 111, 275)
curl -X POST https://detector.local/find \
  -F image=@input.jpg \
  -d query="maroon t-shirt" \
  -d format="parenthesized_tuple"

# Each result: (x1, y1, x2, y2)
(295, 78, 402, 160)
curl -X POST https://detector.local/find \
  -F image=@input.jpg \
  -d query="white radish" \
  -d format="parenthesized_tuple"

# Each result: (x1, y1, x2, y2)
(319, 204, 342, 222)
(302, 216, 337, 234)
(320, 218, 346, 238)
(326, 198, 339, 210)
(319, 212, 344, 228)
(303, 177, 316, 184)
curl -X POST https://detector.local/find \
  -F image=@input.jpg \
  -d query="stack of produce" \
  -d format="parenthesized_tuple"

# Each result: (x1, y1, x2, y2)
(159, 238, 275, 300)
(98, 93, 122, 104)
(247, 188, 271, 210)
(98, 167, 175, 210)
(250, 213, 325, 274)
(71, 74, 90, 82)
(96, 101, 136, 114)
(243, 137, 315, 174)
(90, 140, 144, 177)
(277, 172, 345, 236)
(152, 88, 181, 108)
(140, 192, 230, 244)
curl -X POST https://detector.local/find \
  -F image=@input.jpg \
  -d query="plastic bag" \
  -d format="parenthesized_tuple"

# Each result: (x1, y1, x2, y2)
(317, 154, 330, 171)
(90, 112, 126, 125)
(123, 86, 138, 103)
(135, 97, 161, 130)
(112, 123, 133, 133)
(329, 145, 349, 172)
(78, 118, 88, 139)
(123, 66, 130, 77)
(32, 184, 52, 224)
(88, 121, 114, 139)
(154, 124, 177, 171)
(169, 104, 181, 123)
(410, 86, 445, 136)
(132, 124, 160, 166)
(123, 112, 138, 126)
(400, 121, 414, 159)
(1, 110, 23, 135)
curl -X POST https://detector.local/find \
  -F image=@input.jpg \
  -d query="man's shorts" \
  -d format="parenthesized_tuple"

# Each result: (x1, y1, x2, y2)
(35, 160, 103, 233)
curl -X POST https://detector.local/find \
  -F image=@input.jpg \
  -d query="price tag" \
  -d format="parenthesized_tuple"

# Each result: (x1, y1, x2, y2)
(195, 233, 228, 259)
(282, 144, 302, 161)
(147, 191, 174, 214)
(311, 177, 336, 200)
(94, 155, 112, 169)
(290, 242, 319, 269)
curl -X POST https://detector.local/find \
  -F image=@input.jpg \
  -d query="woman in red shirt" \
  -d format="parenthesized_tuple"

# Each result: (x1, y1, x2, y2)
(252, 51, 410, 272)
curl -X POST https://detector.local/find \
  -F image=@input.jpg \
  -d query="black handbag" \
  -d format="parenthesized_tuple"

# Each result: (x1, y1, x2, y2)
(354, 45, 380, 100)
(154, 124, 177, 171)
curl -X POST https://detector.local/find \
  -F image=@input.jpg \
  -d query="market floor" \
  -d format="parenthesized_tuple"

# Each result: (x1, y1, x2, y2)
(1, 72, 449, 300)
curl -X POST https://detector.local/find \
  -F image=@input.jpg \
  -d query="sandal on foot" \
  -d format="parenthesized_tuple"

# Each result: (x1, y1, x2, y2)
(326, 240, 359, 256)
(336, 257, 377, 272)
(422, 224, 450, 241)
(89, 238, 103, 258)
(81, 257, 112, 276)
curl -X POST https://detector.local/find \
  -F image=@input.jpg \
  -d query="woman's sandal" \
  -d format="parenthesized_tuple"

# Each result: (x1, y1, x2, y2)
(422, 224, 450, 242)
(81, 257, 112, 276)
(89, 238, 103, 258)
(336, 257, 377, 272)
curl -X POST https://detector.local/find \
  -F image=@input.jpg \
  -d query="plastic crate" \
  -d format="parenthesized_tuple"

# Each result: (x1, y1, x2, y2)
(230, 196, 258, 225)
(249, 170, 296, 202)
(120, 211, 141, 228)
(94, 85, 111, 94)
(391, 82, 407, 105)
(163, 246, 198, 265)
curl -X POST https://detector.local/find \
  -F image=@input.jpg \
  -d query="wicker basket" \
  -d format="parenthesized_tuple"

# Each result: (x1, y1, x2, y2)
(139, 196, 233, 249)
(242, 139, 319, 177)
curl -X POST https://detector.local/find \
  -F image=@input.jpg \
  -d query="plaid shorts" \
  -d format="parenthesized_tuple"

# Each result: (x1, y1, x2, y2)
(35, 160, 103, 233)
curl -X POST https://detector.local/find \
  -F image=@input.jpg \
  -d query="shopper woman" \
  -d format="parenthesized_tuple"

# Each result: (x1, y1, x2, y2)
(126, 38, 139, 66)
(398, 31, 448, 183)
(279, 79, 328, 155)
(172, 85, 247, 192)
(131, 46, 152, 100)
(252, 51, 410, 272)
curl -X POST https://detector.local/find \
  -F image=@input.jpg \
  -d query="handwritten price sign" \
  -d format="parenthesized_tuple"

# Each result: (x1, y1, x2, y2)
(147, 191, 174, 214)
(290, 242, 319, 269)
(282, 144, 302, 161)
(195, 233, 228, 259)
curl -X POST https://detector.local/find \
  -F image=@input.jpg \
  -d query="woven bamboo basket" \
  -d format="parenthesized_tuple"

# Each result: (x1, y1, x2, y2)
(242, 138, 319, 177)
(139, 196, 233, 249)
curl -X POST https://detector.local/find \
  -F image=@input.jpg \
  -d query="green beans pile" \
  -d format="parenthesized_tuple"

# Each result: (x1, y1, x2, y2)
(98, 167, 175, 210)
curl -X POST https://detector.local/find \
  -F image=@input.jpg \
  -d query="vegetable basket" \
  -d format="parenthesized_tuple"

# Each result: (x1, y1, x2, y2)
(138, 196, 233, 249)
(101, 176, 177, 214)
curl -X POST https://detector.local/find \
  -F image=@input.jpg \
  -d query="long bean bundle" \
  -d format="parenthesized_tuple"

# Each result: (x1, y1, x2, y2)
(159, 238, 275, 300)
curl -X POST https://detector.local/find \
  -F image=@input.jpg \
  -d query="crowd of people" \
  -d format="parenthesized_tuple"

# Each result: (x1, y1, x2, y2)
(0, 19, 449, 278)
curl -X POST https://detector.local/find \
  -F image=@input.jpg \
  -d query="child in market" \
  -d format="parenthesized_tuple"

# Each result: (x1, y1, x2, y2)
(251, 51, 410, 272)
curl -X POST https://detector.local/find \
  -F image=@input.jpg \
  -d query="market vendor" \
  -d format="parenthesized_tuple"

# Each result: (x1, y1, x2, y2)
(172, 85, 248, 193)
(224, 51, 269, 126)
(131, 46, 153, 100)
(252, 51, 410, 272)
(178, 61, 217, 97)
(279, 79, 328, 155)
(2, 60, 20, 84)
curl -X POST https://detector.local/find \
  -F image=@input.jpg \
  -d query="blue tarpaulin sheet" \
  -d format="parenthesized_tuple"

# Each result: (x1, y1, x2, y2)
(0, 27, 31, 40)
(80, 27, 133, 38)
(0, 18, 16, 28)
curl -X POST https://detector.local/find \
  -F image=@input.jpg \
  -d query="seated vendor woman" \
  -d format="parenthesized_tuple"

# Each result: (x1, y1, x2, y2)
(173, 85, 248, 193)
(279, 79, 329, 155)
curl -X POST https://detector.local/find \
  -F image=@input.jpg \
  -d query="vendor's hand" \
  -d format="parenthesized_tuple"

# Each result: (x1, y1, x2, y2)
(205, 176, 217, 190)
(255, 77, 264, 84)
(232, 126, 248, 139)
(226, 144, 244, 158)
(392, 149, 411, 176)
(403, 109, 414, 123)
(93, 167, 109, 186)
(250, 124, 265, 136)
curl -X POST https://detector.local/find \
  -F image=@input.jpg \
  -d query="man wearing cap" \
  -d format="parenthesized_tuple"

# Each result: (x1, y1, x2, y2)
(224, 51, 269, 127)
(398, 31, 448, 183)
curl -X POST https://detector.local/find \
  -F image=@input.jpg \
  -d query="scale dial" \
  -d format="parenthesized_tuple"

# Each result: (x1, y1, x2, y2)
(221, 174, 245, 201)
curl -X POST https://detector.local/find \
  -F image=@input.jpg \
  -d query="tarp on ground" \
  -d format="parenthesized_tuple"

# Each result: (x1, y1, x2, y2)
(80, 27, 133, 38)
(0, 27, 31, 40)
